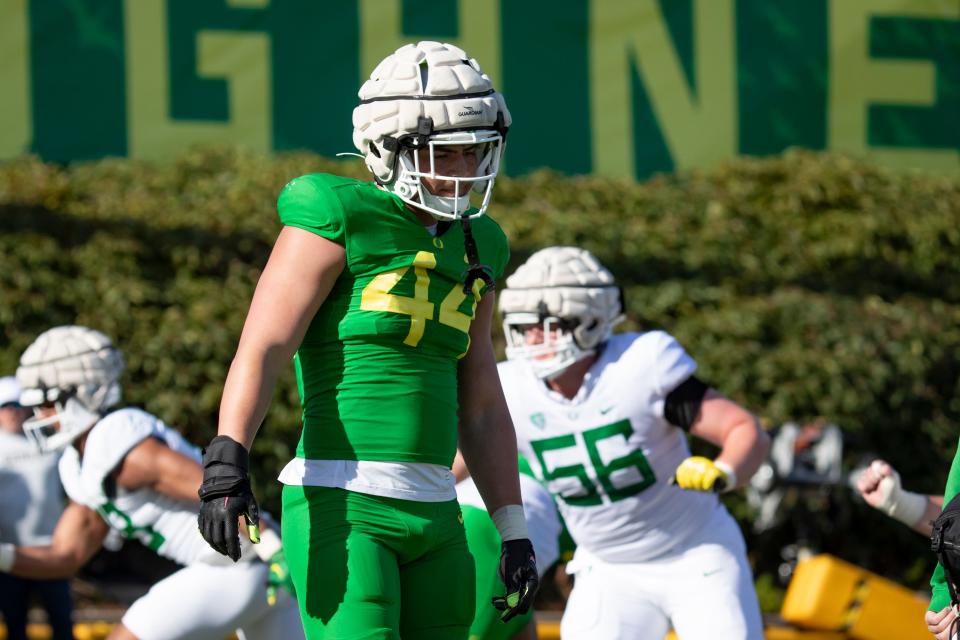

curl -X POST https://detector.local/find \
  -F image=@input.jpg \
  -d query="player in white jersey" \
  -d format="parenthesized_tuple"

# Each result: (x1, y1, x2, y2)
(497, 247, 771, 640)
(0, 326, 303, 640)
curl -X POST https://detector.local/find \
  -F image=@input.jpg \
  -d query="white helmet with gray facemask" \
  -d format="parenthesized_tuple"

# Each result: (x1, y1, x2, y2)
(499, 247, 625, 380)
(353, 41, 512, 293)
(352, 41, 511, 221)
(16, 325, 124, 452)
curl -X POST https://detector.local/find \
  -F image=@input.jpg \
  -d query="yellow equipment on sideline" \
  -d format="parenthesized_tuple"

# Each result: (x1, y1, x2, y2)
(780, 554, 930, 640)
(0, 622, 114, 640)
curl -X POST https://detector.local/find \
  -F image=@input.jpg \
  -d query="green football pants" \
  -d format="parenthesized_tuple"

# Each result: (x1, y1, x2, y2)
(282, 485, 476, 639)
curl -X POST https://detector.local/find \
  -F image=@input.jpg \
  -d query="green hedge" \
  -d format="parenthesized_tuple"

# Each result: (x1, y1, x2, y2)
(2, 147, 959, 596)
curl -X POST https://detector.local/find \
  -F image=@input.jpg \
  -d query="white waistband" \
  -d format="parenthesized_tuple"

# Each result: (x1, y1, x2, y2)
(278, 458, 456, 502)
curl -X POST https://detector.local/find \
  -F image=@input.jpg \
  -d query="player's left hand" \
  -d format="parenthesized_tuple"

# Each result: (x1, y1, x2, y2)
(492, 538, 539, 622)
(925, 606, 958, 640)
(265, 548, 296, 605)
(673, 456, 733, 492)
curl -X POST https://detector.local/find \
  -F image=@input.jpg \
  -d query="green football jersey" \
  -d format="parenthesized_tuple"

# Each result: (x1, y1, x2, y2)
(278, 173, 510, 467)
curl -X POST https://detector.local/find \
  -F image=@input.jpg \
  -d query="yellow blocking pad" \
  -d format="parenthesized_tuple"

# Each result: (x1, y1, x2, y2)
(780, 554, 930, 640)
(535, 619, 560, 640)
(761, 629, 846, 640)
(664, 630, 844, 640)
(535, 619, 847, 640)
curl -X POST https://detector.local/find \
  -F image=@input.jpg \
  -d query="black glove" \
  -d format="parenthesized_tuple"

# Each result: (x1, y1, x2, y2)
(197, 435, 259, 562)
(491, 538, 539, 622)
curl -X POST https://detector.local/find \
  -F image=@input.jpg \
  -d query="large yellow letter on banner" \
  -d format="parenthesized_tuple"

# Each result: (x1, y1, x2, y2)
(590, 0, 737, 177)
(0, 0, 31, 157)
(829, 0, 959, 170)
(124, 0, 272, 160)
(358, 0, 501, 87)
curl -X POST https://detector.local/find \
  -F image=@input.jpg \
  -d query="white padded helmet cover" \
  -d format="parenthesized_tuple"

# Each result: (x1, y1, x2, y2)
(500, 247, 624, 351)
(352, 41, 511, 182)
(16, 325, 124, 413)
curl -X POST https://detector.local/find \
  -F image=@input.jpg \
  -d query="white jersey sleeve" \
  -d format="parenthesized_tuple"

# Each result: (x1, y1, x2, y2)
(57, 446, 85, 505)
(639, 330, 698, 396)
(79, 408, 163, 506)
(635, 330, 698, 422)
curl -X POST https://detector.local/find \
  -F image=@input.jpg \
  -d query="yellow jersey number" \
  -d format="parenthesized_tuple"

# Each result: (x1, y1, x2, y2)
(360, 250, 482, 352)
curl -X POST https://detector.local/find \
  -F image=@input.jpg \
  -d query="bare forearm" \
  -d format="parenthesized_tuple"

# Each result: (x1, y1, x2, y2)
(913, 495, 944, 536)
(118, 438, 204, 501)
(7, 502, 109, 579)
(218, 346, 290, 449)
(457, 293, 523, 514)
(715, 419, 770, 488)
(11, 545, 93, 579)
(459, 411, 522, 513)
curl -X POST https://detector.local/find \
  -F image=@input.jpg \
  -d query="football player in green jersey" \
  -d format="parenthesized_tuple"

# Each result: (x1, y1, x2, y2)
(196, 42, 538, 639)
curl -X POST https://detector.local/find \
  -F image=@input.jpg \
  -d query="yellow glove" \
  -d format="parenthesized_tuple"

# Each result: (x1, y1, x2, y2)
(673, 456, 735, 492)
(266, 548, 296, 605)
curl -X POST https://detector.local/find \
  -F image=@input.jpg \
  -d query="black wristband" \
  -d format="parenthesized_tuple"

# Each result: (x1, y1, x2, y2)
(202, 435, 249, 471)
(198, 435, 251, 500)
(198, 475, 251, 500)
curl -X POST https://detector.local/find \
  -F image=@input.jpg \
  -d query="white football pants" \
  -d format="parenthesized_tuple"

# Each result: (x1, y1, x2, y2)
(122, 559, 304, 640)
(560, 504, 763, 640)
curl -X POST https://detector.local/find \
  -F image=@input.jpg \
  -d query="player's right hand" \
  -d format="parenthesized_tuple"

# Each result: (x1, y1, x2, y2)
(674, 456, 732, 492)
(197, 435, 260, 562)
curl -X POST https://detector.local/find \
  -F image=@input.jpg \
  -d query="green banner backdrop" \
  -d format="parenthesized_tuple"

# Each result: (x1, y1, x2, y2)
(1, 0, 957, 179)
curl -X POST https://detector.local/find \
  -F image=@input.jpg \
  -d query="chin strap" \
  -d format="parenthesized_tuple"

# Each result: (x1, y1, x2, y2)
(460, 216, 495, 295)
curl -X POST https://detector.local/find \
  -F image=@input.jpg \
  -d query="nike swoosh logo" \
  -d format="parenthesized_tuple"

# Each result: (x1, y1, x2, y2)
(599, 406, 614, 414)
(703, 569, 722, 577)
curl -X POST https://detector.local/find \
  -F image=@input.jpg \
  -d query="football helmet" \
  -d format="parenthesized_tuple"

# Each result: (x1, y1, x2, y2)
(499, 247, 625, 380)
(16, 326, 124, 452)
(352, 41, 511, 220)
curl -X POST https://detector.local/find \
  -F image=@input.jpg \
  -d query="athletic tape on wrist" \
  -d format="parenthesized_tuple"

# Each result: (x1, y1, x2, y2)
(714, 460, 737, 492)
(491, 504, 529, 542)
(881, 477, 927, 527)
(0, 543, 15, 573)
